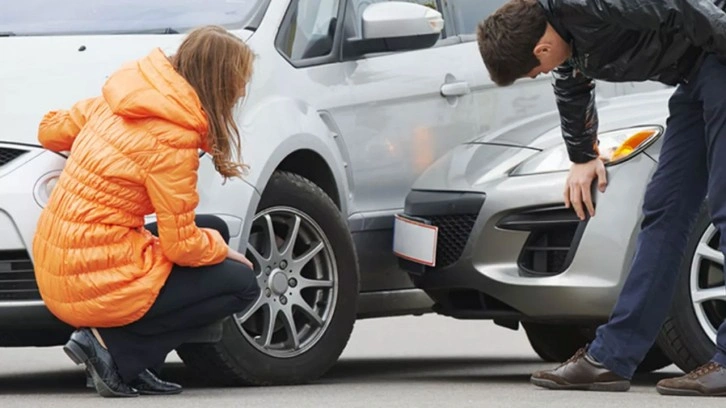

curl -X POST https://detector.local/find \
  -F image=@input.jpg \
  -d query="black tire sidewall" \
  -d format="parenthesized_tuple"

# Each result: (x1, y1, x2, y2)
(658, 205, 718, 371)
(522, 322, 586, 362)
(523, 322, 671, 372)
(213, 171, 359, 384)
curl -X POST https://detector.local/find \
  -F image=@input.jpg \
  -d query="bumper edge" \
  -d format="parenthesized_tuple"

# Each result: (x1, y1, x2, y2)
(0, 301, 69, 329)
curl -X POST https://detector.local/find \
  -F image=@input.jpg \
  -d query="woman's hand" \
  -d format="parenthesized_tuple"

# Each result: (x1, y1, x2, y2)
(227, 247, 254, 270)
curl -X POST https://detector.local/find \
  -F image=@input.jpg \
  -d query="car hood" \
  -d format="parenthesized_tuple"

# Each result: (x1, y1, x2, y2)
(1, 31, 253, 146)
(470, 88, 672, 150)
(412, 88, 673, 191)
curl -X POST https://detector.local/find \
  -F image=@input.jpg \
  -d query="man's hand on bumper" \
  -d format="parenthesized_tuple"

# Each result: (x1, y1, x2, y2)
(564, 157, 608, 220)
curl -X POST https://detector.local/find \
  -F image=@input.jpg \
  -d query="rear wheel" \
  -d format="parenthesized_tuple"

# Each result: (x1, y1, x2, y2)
(177, 171, 359, 385)
(523, 322, 672, 373)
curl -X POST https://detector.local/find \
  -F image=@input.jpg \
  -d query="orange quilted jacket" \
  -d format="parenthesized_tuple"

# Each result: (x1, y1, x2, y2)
(32, 48, 229, 328)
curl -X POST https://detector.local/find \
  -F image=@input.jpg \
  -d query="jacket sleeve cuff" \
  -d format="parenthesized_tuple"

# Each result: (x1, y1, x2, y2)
(202, 228, 229, 265)
(567, 146, 600, 164)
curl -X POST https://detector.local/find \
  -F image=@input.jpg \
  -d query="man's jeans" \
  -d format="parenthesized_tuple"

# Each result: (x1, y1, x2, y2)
(587, 54, 726, 379)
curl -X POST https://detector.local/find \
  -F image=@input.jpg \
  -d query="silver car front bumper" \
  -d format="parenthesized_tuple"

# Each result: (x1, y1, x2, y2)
(398, 143, 659, 322)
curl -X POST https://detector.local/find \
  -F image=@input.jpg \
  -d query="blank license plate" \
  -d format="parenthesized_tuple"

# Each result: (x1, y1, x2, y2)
(393, 214, 438, 267)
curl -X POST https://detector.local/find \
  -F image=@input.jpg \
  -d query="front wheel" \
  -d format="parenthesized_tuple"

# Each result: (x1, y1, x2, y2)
(177, 171, 359, 385)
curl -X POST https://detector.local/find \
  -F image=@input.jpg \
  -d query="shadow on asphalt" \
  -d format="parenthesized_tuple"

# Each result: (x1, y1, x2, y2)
(0, 357, 679, 394)
(321, 357, 676, 387)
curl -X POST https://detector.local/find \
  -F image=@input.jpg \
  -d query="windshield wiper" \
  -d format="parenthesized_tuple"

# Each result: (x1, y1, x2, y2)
(0, 32, 16, 37)
(147, 27, 178, 34)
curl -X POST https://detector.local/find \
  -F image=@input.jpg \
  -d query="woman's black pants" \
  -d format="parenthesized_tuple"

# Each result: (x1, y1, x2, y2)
(97, 215, 260, 382)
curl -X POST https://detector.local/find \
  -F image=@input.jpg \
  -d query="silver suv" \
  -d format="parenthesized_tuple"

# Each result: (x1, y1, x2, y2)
(0, 0, 665, 385)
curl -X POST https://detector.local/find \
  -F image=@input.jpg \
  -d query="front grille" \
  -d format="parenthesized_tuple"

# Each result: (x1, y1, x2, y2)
(0, 250, 40, 301)
(0, 147, 28, 167)
(401, 190, 485, 271)
(430, 214, 478, 268)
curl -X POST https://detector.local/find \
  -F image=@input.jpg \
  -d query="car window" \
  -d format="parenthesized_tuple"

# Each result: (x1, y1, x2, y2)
(0, 0, 265, 36)
(441, 0, 506, 35)
(277, 0, 341, 61)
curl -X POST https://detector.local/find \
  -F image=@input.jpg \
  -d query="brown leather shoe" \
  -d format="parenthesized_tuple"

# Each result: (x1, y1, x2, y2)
(531, 347, 630, 391)
(656, 361, 726, 396)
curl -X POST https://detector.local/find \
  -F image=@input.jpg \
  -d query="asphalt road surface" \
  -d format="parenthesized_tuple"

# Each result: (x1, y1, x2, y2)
(0, 314, 720, 407)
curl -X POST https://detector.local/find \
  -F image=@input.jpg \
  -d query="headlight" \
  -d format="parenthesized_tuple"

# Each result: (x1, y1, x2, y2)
(510, 125, 663, 176)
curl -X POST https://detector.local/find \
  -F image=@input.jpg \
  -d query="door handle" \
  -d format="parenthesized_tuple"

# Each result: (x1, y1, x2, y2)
(440, 81, 470, 97)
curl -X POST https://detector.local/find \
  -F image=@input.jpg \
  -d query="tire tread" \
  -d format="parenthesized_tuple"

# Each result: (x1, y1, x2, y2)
(658, 317, 700, 373)
(177, 334, 272, 386)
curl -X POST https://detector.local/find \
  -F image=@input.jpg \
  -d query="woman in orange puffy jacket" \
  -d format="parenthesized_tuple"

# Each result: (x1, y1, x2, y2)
(31, 25, 260, 398)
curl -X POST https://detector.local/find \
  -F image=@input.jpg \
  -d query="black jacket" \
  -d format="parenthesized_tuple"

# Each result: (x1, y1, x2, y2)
(538, 0, 726, 163)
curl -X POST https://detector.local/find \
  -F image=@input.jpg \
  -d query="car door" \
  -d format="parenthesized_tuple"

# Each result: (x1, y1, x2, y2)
(438, 0, 562, 135)
(328, 0, 479, 217)
(296, 0, 479, 291)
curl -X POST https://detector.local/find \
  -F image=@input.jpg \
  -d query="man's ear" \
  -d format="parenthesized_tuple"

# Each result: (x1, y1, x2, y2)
(533, 42, 550, 58)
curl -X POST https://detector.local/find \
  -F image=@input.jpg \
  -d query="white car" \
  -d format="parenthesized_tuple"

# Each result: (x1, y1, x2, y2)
(0, 0, 665, 385)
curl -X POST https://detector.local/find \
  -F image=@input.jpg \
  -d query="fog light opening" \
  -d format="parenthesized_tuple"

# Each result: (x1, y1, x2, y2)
(33, 172, 61, 208)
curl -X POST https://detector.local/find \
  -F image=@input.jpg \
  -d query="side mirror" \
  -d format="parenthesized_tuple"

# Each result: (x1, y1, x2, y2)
(346, 2, 444, 57)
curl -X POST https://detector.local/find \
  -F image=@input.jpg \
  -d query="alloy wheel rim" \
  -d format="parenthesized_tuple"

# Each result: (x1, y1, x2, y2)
(234, 206, 338, 358)
(690, 223, 726, 345)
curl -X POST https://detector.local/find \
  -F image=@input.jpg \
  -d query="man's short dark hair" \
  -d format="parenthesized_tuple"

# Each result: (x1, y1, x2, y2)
(476, 0, 548, 86)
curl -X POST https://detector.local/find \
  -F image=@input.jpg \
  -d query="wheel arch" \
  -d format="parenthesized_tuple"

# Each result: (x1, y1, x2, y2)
(239, 133, 351, 246)
(248, 136, 349, 214)
(230, 82, 352, 250)
(274, 149, 341, 210)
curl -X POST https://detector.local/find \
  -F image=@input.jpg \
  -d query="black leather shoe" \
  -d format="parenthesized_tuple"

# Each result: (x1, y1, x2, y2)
(85, 367, 94, 389)
(129, 369, 183, 395)
(63, 329, 139, 398)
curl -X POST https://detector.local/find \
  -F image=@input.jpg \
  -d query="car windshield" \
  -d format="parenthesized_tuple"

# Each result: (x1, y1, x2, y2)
(0, 0, 266, 36)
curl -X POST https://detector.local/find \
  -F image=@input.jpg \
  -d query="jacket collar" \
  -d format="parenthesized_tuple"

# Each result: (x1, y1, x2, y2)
(537, 0, 573, 44)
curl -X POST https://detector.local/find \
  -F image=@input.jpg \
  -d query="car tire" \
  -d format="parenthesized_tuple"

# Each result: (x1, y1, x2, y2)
(523, 322, 672, 373)
(177, 171, 359, 386)
(656, 203, 722, 373)
(523, 322, 584, 363)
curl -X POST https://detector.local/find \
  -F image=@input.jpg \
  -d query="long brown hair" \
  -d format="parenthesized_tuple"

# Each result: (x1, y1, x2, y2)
(171, 25, 255, 180)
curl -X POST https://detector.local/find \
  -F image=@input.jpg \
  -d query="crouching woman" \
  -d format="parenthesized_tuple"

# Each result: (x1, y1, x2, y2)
(31, 25, 260, 398)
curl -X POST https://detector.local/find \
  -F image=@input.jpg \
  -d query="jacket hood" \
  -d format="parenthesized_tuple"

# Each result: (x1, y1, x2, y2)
(101, 47, 209, 143)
